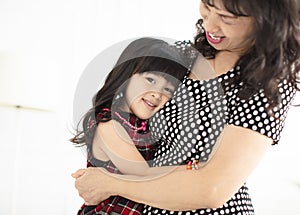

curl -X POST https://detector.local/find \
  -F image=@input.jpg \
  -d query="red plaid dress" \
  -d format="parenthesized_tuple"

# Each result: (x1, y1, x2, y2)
(77, 111, 155, 215)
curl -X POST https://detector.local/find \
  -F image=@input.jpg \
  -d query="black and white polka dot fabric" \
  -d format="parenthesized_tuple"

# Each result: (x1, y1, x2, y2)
(149, 69, 227, 166)
(145, 66, 295, 215)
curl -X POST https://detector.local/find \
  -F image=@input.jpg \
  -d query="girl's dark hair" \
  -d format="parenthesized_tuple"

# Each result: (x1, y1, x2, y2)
(193, 0, 300, 110)
(71, 37, 189, 146)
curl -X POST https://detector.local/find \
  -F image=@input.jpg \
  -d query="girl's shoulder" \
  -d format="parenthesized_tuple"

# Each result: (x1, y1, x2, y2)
(96, 117, 132, 144)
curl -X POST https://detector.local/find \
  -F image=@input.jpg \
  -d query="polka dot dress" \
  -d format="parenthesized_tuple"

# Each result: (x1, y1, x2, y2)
(145, 66, 295, 215)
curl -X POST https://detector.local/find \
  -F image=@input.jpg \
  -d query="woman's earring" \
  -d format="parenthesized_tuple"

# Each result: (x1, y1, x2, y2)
(115, 92, 123, 100)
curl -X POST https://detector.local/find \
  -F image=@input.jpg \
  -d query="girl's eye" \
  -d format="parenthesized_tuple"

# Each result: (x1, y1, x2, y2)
(146, 77, 155, 84)
(164, 87, 174, 95)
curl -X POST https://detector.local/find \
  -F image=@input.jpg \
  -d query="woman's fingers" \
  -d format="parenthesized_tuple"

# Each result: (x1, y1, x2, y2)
(71, 168, 86, 179)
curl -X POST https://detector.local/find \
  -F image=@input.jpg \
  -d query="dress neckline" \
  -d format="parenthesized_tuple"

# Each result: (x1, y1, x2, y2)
(186, 66, 240, 83)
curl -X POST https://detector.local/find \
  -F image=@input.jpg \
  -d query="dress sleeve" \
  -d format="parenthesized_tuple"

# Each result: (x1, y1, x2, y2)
(227, 80, 296, 144)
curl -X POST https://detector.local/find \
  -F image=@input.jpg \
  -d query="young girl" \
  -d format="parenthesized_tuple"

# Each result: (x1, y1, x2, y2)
(71, 37, 188, 215)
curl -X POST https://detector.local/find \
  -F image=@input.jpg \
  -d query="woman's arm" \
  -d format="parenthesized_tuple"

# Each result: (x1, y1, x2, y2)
(73, 124, 271, 210)
(93, 120, 181, 176)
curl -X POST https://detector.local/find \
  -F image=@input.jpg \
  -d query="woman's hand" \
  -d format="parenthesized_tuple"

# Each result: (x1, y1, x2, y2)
(72, 167, 112, 205)
(71, 168, 86, 179)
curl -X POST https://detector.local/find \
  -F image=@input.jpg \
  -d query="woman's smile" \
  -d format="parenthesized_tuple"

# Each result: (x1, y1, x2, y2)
(206, 31, 225, 44)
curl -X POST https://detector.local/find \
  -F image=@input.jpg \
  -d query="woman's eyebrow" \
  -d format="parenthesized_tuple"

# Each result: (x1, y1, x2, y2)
(208, 3, 236, 17)
(218, 13, 237, 18)
(215, 8, 236, 17)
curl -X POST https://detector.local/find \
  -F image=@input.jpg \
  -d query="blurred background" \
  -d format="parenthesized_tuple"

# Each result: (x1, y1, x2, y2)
(0, 0, 299, 214)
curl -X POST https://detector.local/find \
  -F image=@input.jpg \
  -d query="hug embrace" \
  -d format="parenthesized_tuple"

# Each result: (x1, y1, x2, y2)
(71, 0, 300, 214)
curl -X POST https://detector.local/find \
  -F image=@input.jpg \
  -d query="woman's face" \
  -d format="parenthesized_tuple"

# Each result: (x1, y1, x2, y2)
(199, 0, 255, 55)
(123, 72, 175, 120)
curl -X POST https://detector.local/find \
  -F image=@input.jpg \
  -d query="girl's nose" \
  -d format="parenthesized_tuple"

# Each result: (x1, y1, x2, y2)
(151, 91, 162, 100)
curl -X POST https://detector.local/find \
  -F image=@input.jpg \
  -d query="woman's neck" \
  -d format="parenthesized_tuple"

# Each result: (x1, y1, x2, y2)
(210, 51, 240, 76)
(189, 51, 240, 80)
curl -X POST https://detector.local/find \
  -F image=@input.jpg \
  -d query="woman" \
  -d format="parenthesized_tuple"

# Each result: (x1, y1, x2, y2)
(72, 0, 300, 214)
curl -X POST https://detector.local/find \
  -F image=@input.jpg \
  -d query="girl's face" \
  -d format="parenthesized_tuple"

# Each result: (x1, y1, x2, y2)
(123, 72, 175, 120)
(200, 0, 255, 55)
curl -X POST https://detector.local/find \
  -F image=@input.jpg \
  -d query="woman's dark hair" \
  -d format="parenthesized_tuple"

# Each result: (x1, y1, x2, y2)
(193, 0, 300, 110)
(71, 37, 189, 146)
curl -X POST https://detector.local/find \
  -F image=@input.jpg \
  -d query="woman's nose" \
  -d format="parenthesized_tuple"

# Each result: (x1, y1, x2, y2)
(203, 13, 220, 33)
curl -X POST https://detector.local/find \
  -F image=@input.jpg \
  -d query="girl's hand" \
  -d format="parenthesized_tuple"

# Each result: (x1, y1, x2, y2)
(72, 167, 112, 205)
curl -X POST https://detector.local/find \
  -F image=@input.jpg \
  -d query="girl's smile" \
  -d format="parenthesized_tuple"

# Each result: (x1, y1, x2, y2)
(142, 98, 158, 110)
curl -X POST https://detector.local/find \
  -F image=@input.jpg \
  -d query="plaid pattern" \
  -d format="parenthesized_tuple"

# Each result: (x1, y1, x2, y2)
(77, 112, 154, 215)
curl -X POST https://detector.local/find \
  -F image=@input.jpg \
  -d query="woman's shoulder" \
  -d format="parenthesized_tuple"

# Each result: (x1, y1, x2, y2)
(226, 76, 296, 144)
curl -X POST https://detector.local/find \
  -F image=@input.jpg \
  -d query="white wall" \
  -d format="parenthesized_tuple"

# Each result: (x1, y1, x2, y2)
(0, 0, 299, 214)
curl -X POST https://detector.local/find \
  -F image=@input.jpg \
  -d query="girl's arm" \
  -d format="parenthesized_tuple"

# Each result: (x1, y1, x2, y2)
(93, 120, 183, 176)
(73, 124, 271, 210)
